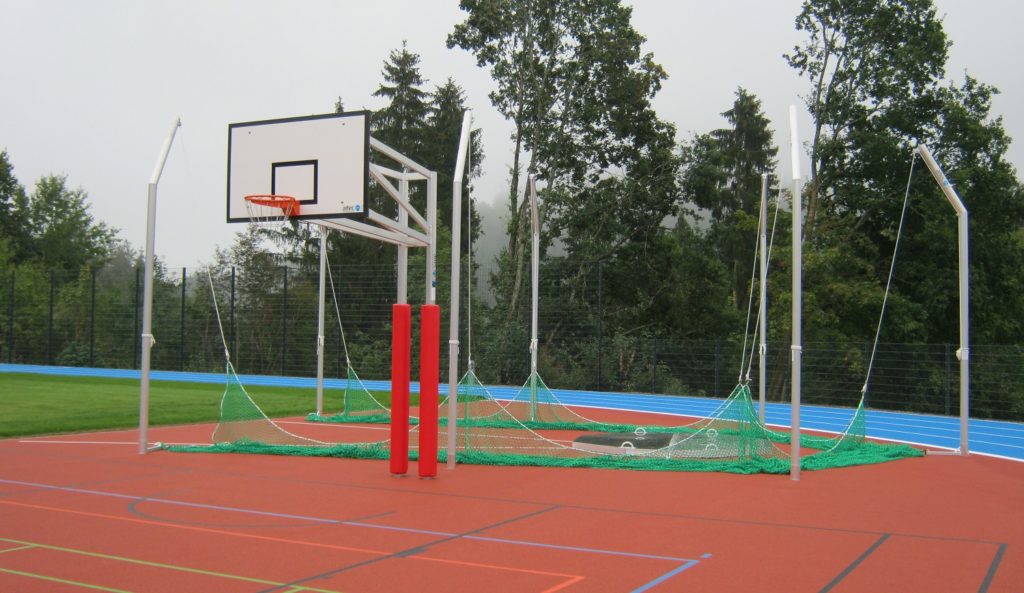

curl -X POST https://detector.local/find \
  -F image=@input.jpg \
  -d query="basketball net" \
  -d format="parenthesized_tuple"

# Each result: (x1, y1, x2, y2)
(244, 195, 300, 230)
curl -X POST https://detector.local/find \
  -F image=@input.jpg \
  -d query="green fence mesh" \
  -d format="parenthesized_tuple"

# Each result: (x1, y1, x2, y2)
(166, 365, 923, 473)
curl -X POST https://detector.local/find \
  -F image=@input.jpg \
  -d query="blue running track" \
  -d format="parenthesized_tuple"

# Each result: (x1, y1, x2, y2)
(3, 363, 1022, 462)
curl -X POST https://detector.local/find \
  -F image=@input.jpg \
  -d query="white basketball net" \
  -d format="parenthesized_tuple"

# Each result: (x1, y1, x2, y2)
(244, 195, 299, 230)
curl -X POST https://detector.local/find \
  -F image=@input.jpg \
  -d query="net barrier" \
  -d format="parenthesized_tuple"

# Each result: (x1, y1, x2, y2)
(166, 366, 922, 473)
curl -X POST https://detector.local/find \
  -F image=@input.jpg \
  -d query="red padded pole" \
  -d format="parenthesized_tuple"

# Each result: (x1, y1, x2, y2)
(390, 304, 411, 475)
(418, 304, 440, 478)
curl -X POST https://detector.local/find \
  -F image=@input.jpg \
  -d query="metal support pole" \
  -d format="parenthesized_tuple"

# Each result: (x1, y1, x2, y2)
(759, 174, 768, 423)
(917, 144, 970, 455)
(397, 173, 409, 305)
(139, 116, 181, 455)
(316, 228, 327, 416)
(789, 105, 802, 481)
(447, 111, 473, 469)
(426, 172, 437, 305)
(529, 176, 539, 421)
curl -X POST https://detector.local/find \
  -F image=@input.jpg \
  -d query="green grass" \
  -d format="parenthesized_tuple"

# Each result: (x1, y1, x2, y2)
(0, 373, 396, 438)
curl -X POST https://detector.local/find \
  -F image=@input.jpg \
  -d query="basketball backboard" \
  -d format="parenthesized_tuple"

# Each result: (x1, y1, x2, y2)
(226, 111, 369, 222)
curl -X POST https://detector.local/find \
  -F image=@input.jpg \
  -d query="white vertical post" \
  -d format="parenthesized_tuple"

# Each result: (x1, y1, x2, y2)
(426, 172, 438, 305)
(789, 105, 802, 481)
(139, 116, 181, 455)
(397, 173, 409, 305)
(916, 145, 970, 455)
(529, 176, 540, 421)
(759, 173, 768, 424)
(447, 111, 473, 469)
(316, 227, 327, 416)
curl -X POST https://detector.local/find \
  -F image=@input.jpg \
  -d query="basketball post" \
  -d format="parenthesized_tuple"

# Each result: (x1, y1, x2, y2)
(224, 111, 439, 473)
(139, 116, 180, 456)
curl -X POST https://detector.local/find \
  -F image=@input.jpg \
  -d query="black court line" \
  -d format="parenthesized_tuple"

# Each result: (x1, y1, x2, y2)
(977, 543, 1007, 593)
(818, 533, 890, 593)
(252, 505, 563, 593)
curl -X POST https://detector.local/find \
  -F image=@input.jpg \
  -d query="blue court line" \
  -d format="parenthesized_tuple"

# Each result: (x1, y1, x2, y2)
(630, 559, 702, 593)
(0, 477, 696, 564)
(3, 363, 1022, 460)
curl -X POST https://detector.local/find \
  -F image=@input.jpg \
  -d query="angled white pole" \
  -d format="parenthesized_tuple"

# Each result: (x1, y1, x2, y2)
(316, 227, 327, 415)
(447, 111, 473, 469)
(759, 173, 768, 424)
(426, 171, 438, 305)
(917, 145, 970, 455)
(139, 116, 181, 455)
(397, 173, 409, 305)
(789, 105, 802, 481)
(529, 176, 540, 421)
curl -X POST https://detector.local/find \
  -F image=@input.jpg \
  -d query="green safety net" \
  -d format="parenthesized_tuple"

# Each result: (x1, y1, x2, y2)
(166, 365, 922, 473)
(305, 367, 392, 425)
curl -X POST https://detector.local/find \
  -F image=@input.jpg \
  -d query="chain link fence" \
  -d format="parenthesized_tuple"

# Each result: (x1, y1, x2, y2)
(1, 262, 1021, 421)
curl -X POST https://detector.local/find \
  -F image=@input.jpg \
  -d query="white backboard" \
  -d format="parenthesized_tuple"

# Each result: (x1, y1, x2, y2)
(227, 111, 369, 222)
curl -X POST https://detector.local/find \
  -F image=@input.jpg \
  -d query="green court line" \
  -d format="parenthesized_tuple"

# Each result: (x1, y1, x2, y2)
(0, 567, 137, 593)
(0, 537, 346, 593)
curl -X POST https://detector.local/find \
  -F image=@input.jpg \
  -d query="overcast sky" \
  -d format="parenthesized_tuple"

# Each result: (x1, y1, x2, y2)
(1, 0, 1021, 268)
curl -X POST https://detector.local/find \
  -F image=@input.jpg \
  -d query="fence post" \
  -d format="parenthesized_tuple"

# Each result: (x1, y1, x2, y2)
(48, 270, 55, 365)
(596, 262, 603, 390)
(230, 267, 236, 365)
(133, 266, 140, 368)
(89, 268, 96, 367)
(281, 266, 288, 376)
(714, 339, 721, 397)
(180, 267, 186, 371)
(7, 269, 14, 363)
(944, 343, 952, 416)
(650, 338, 657, 393)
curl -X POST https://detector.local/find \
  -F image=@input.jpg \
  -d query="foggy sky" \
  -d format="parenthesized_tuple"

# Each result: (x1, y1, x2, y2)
(1, 0, 1020, 268)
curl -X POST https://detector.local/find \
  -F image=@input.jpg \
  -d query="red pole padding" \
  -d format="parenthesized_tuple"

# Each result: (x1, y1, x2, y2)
(390, 304, 411, 475)
(418, 304, 441, 478)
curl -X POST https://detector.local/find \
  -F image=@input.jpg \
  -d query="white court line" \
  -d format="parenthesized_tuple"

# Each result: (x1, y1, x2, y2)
(17, 440, 209, 446)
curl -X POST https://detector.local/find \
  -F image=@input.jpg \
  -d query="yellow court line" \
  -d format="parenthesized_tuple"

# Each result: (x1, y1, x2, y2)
(0, 544, 36, 554)
(0, 536, 346, 593)
(0, 567, 137, 593)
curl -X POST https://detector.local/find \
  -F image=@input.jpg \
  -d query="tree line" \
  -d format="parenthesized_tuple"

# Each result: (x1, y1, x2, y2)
(1, 0, 1022, 419)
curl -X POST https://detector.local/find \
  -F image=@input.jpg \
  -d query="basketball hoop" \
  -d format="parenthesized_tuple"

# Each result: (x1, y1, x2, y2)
(244, 195, 300, 228)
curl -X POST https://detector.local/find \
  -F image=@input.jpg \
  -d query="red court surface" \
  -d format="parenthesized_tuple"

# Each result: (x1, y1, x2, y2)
(2, 419, 1022, 593)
